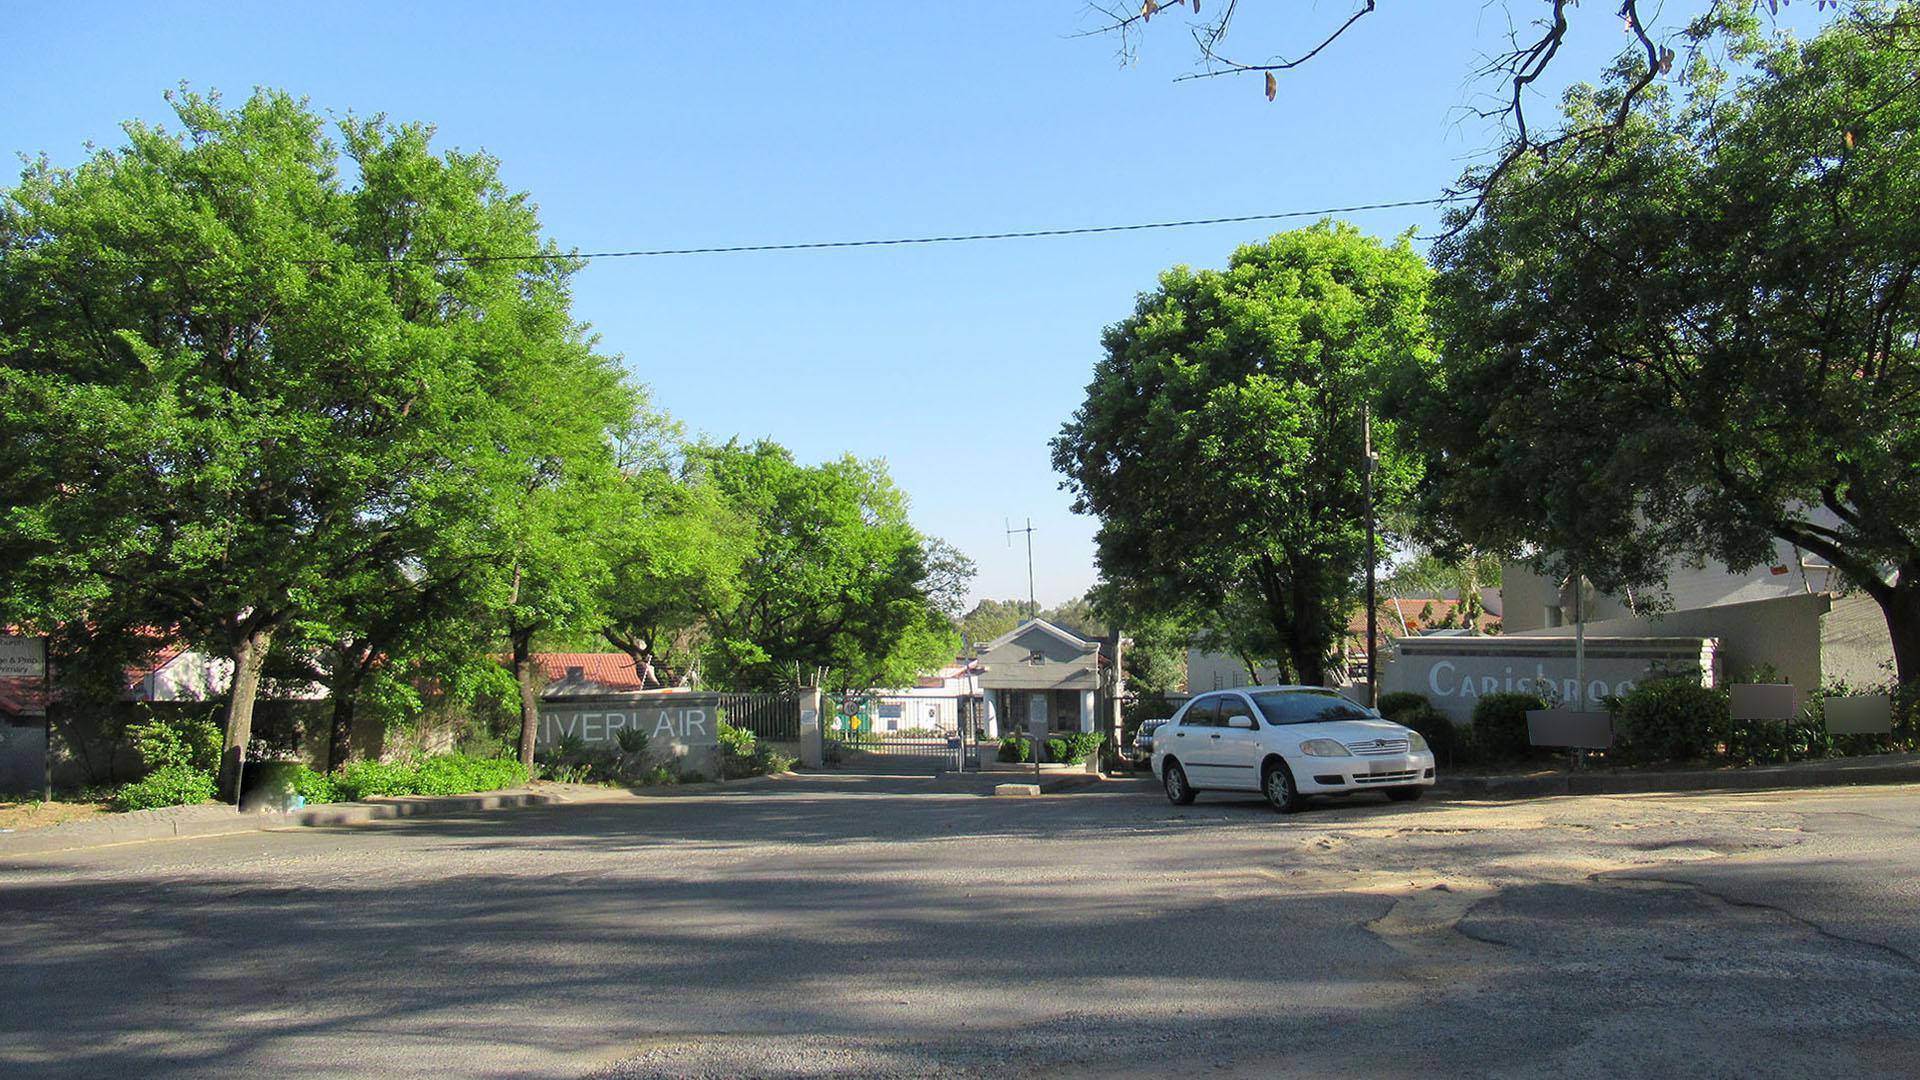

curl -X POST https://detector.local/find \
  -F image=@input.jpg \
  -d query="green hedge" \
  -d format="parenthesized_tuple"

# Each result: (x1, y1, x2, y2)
(1377, 692, 1463, 767)
(112, 764, 217, 811)
(327, 754, 530, 802)
(1612, 678, 1729, 764)
(1470, 692, 1548, 762)
(998, 732, 1103, 764)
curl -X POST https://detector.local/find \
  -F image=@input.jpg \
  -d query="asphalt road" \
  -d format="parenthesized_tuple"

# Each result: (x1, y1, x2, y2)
(3, 775, 1918, 1079)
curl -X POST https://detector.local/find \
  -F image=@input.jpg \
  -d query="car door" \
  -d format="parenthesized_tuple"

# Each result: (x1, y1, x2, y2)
(1212, 693, 1265, 791)
(1168, 695, 1222, 785)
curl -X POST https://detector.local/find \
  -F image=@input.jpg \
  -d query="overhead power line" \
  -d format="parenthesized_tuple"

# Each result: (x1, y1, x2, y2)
(0, 195, 1463, 272)
(542, 195, 1462, 264)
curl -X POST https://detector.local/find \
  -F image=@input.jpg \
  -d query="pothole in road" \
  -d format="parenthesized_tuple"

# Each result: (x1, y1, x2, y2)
(1362, 880, 1507, 973)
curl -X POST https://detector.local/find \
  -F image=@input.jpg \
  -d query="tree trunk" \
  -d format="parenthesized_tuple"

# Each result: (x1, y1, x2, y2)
(219, 625, 275, 803)
(1880, 578, 1920, 688)
(325, 645, 375, 771)
(326, 693, 358, 772)
(513, 627, 541, 768)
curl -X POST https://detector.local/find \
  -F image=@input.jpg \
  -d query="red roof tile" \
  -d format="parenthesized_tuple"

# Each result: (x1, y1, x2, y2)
(532, 653, 651, 691)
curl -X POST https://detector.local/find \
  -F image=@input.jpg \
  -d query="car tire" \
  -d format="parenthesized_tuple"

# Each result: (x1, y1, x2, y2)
(1386, 786, 1423, 803)
(1162, 761, 1196, 805)
(1262, 758, 1305, 814)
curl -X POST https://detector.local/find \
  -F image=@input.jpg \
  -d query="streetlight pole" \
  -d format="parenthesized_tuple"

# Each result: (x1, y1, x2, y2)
(1363, 404, 1379, 708)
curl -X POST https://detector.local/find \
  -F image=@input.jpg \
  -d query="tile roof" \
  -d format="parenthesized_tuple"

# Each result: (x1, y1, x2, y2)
(0, 675, 46, 719)
(532, 653, 652, 692)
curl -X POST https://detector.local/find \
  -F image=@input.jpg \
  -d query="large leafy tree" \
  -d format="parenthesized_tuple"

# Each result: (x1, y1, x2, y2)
(693, 440, 968, 691)
(1407, 6, 1920, 681)
(600, 457, 751, 688)
(0, 89, 623, 794)
(1053, 223, 1431, 686)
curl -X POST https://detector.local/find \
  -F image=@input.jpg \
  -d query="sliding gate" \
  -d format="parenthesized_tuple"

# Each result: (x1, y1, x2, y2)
(822, 693, 981, 774)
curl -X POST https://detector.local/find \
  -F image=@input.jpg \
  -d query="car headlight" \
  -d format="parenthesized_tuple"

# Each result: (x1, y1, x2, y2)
(1406, 730, 1430, 753)
(1297, 738, 1351, 757)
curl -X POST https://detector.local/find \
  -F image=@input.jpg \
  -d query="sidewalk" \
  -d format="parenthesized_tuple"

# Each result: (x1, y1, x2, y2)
(0, 783, 623, 858)
(1437, 751, 1920, 799)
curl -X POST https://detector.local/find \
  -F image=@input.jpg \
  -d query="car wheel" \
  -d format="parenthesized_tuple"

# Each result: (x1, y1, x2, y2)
(1262, 759, 1305, 814)
(1162, 761, 1196, 805)
(1386, 786, 1423, 803)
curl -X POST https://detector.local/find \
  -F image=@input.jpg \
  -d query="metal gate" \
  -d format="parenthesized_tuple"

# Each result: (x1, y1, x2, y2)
(821, 693, 981, 774)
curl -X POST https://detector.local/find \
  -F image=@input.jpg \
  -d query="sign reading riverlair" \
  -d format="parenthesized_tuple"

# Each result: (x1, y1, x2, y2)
(537, 692, 723, 776)
(1382, 636, 1720, 724)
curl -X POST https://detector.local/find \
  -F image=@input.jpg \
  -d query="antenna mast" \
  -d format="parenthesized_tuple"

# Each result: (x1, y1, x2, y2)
(1005, 517, 1037, 617)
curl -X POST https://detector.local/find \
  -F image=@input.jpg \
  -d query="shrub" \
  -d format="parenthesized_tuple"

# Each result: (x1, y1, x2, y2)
(112, 764, 217, 811)
(1379, 694, 1464, 767)
(718, 720, 757, 759)
(1612, 678, 1729, 764)
(127, 711, 222, 773)
(331, 754, 529, 800)
(1376, 692, 1431, 721)
(333, 759, 421, 799)
(1470, 692, 1548, 763)
(997, 735, 1031, 763)
(290, 765, 338, 806)
(1050, 731, 1105, 765)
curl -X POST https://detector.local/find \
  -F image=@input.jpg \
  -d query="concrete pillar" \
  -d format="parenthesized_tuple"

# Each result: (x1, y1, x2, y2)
(798, 685, 824, 768)
(1078, 689, 1096, 733)
(984, 688, 1000, 738)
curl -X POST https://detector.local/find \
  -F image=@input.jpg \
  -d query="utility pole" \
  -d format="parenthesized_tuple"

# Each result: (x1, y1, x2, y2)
(1006, 517, 1037, 617)
(1363, 405, 1379, 707)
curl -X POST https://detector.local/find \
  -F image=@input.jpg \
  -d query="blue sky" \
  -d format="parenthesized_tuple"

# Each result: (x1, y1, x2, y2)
(3, 3, 1829, 610)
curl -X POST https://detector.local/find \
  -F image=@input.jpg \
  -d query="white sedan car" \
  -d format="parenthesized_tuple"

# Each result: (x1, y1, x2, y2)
(1152, 686, 1436, 812)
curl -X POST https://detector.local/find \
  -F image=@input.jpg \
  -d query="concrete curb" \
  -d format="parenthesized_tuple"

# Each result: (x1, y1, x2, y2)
(1437, 754, 1920, 799)
(0, 774, 799, 857)
(0, 786, 568, 857)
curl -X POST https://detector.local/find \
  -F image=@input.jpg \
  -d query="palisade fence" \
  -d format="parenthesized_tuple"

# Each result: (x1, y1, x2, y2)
(715, 691, 803, 742)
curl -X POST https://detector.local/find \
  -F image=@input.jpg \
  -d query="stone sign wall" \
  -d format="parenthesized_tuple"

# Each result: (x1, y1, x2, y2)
(536, 692, 723, 777)
(1382, 636, 1720, 724)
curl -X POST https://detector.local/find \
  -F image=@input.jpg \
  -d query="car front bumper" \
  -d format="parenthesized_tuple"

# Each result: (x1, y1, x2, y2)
(1296, 752, 1436, 793)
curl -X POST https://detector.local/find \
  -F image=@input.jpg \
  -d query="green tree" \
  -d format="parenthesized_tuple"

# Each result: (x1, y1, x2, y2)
(958, 599, 1027, 646)
(693, 440, 969, 691)
(0, 89, 623, 794)
(600, 455, 752, 687)
(1381, 550, 1504, 631)
(1406, 6, 1920, 681)
(1053, 222, 1432, 686)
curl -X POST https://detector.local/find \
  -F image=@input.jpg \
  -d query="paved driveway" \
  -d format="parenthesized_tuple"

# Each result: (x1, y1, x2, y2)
(3, 776, 1918, 1078)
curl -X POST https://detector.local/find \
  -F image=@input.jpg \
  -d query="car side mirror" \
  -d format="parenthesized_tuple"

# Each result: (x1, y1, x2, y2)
(1227, 715, 1255, 730)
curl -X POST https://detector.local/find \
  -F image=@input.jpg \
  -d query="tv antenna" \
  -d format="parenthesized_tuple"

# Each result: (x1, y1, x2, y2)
(1006, 517, 1037, 617)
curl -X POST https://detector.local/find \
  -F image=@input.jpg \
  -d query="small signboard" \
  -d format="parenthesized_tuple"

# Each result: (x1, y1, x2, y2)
(1729, 683, 1799, 722)
(0, 636, 47, 679)
(0, 635, 48, 719)
(1823, 694, 1894, 736)
(1526, 710, 1615, 751)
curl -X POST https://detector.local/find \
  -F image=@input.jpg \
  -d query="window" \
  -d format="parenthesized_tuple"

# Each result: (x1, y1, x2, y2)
(885, 719, 898, 732)
(1182, 695, 1221, 728)
(1250, 689, 1374, 726)
(1218, 696, 1255, 727)
(879, 704, 903, 719)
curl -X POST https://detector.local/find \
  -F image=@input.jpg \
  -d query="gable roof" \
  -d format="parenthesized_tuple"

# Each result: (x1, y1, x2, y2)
(980, 618, 1100, 654)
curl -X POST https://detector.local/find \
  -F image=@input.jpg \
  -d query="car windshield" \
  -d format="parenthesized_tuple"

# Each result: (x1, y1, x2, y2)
(1250, 690, 1377, 726)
